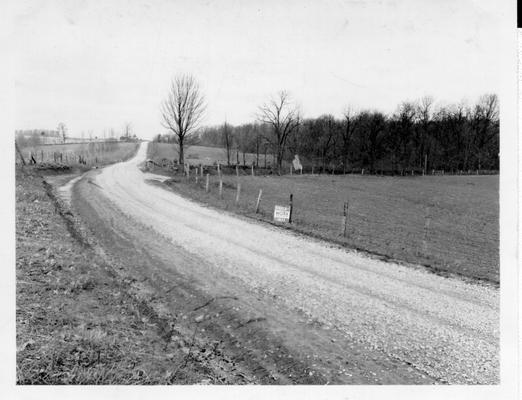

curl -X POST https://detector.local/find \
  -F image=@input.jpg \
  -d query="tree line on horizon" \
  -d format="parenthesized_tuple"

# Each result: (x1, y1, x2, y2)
(157, 75, 499, 174)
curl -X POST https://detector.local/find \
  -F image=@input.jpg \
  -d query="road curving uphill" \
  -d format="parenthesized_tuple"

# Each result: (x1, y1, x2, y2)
(73, 142, 498, 384)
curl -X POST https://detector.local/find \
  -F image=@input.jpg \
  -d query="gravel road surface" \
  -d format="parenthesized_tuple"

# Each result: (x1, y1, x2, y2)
(75, 142, 498, 384)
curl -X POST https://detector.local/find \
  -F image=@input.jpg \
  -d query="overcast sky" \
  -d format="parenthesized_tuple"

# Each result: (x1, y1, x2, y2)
(14, 0, 502, 139)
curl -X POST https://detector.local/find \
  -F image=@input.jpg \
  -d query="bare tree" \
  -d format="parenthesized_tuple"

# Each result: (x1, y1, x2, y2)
(257, 91, 300, 174)
(222, 120, 233, 166)
(341, 107, 358, 173)
(161, 74, 205, 165)
(471, 94, 499, 170)
(416, 96, 434, 170)
(57, 122, 67, 144)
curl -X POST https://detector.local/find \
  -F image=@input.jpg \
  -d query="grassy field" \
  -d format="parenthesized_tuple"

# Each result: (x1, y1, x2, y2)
(147, 145, 499, 284)
(147, 142, 276, 167)
(18, 141, 139, 167)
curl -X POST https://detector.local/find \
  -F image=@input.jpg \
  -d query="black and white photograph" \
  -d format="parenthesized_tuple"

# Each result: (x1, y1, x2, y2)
(2, 0, 519, 399)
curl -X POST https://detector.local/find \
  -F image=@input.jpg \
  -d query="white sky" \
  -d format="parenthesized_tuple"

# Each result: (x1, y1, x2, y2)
(14, 0, 502, 139)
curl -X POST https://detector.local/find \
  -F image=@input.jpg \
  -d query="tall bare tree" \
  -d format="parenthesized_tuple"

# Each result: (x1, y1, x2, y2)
(161, 74, 205, 165)
(341, 107, 358, 173)
(222, 120, 233, 166)
(257, 91, 300, 174)
(471, 93, 498, 170)
(416, 96, 434, 169)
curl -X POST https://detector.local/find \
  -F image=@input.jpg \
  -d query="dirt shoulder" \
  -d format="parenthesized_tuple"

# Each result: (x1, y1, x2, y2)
(15, 168, 223, 384)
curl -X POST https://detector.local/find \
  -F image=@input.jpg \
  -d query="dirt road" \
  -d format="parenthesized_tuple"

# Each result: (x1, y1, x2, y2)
(71, 142, 498, 384)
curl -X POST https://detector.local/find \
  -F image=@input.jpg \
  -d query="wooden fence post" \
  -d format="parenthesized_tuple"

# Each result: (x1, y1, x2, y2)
(251, 163, 254, 177)
(289, 193, 294, 223)
(236, 165, 239, 178)
(290, 164, 293, 175)
(219, 179, 223, 199)
(255, 189, 263, 213)
(342, 201, 349, 237)
(235, 183, 241, 205)
(205, 173, 210, 192)
(423, 206, 431, 254)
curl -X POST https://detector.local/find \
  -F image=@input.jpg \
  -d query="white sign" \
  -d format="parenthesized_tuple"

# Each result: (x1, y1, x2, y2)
(274, 205, 291, 222)
(292, 155, 303, 172)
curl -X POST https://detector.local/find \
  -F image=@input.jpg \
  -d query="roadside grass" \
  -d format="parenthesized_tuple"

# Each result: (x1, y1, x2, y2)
(146, 144, 499, 284)
(19, 141, 139, 168)
(15, 169, 212, 384)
